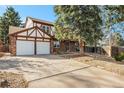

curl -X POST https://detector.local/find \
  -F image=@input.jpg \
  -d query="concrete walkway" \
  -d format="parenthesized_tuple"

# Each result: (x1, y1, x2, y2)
(0, 55, 124, 88)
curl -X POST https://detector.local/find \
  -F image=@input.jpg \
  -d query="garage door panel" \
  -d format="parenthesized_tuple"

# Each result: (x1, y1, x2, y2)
(16, 40, 34, 55)
(16, 40, 50, 55)
(37, 42, 50, 54)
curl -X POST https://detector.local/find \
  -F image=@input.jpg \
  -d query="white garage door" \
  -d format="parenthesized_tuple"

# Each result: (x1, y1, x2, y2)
(36, 42, 50, 54)
(16, 40, 34, 55)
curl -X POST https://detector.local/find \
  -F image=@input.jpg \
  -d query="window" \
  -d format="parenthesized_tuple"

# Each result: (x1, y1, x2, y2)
(42, 26, 49, 31)
(54, 41, 60, 48)
(46, 26, 50, 34)
(46, 26, 49, 31)
(42, 26, 45, 31)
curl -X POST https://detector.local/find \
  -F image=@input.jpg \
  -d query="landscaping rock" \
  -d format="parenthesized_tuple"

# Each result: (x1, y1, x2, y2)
(0, 71, 28, 88)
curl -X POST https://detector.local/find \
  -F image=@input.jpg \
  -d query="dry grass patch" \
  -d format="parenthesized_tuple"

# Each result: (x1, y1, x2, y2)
(72, 55, 124, 76)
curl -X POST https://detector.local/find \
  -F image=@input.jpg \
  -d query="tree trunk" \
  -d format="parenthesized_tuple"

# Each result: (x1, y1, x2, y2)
(79, 39, 84, 55)
(94, 40, 97, 53)
(69, 41, 71, 52)
(108, 32, 112, 57)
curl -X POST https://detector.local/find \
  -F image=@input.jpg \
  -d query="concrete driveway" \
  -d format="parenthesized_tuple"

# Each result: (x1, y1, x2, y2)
(0, 55, 124, 88)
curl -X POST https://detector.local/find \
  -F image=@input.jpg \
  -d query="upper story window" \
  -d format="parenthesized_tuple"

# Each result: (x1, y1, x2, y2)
(46, 26, 50, 31)
(46, 26, 50, 34)
(42, 25, 50, 32)
(42, 26, 45, 31)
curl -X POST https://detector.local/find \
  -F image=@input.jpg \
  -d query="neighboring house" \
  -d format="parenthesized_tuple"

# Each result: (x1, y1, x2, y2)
(9, 17, 79, 56)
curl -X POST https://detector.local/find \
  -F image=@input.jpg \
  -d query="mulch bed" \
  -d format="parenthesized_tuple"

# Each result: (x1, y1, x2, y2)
(0, 72, 28, 88)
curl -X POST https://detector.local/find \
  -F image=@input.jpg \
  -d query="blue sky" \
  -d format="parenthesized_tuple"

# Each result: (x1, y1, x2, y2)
(0, 5, 124, 37)
(0, 5, 56, 23)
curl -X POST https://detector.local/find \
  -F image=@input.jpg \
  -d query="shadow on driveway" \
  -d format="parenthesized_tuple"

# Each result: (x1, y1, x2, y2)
(28, 66, 91, 83)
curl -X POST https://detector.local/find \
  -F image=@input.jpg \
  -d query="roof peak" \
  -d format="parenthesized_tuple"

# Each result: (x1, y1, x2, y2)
(27, 16, 54, 26)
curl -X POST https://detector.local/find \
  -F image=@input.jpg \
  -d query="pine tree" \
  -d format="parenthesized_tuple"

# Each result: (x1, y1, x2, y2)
(0, 6, 22, 48)
(54, 5, 103, 54)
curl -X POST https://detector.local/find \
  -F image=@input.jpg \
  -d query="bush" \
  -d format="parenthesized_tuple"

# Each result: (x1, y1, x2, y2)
(120, 52, 124, 59)
(114, 52, 124, 61)
(114, 55, 123, 61)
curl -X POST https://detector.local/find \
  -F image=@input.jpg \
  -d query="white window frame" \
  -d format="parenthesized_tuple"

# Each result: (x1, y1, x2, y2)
(54, 41, 60, 48)
(46, 26, 50, 31)
(42, 25, 46, 31)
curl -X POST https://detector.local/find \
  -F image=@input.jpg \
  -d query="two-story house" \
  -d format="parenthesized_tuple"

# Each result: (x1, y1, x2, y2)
(9, 17, 79, 55)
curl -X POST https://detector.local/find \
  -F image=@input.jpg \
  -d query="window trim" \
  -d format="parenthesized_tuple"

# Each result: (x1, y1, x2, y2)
(54, 41, 60, 48)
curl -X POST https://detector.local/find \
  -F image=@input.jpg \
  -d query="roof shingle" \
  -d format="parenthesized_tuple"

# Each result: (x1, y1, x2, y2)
(27, 16, 54, 26)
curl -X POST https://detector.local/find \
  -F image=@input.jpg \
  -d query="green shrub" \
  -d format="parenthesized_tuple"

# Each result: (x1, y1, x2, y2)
(114, 52, 124, 61)
(120, 52, 124, 59)
(114, 55, 123, 61)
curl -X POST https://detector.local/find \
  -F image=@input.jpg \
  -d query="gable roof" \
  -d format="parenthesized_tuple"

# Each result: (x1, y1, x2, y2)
(9, 26, 57, 40)
(26, 16, 54, 26)
(9, 26, 26, 35)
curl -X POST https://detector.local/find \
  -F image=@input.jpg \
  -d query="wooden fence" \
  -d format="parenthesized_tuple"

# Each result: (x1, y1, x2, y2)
(85, 46, 124, 57)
